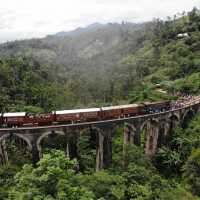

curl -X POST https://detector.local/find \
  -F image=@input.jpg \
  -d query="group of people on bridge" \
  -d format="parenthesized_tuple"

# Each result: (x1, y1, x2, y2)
(147, 94, 198, 115)
(171, 94, 196, 110)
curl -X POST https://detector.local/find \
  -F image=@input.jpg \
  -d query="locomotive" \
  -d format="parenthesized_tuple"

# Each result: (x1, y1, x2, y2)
(0, 101, 170, 127)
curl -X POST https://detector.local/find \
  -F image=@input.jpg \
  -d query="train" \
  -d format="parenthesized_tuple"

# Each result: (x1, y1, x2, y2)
(0, 101, 170, 127)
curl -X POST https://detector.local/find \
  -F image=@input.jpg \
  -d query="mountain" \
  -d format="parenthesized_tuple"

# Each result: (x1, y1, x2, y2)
(0, 21, 150, 71)
(0, 21, 153, 111)
(54, 23, 104, 37)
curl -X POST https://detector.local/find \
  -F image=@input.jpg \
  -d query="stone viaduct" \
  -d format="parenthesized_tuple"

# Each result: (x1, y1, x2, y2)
(0, 98, 200, 170)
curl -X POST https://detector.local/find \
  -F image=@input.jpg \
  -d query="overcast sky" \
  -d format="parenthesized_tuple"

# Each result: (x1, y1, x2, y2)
(0, 0, 199, 43)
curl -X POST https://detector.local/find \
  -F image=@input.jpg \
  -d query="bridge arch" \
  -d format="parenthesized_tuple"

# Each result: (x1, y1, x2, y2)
(169, 113, 180, 129)
(140, 119, 150, 132)
(124, 123, 136, 144)
(0, 133, 32, 150)
(169, 112, 180, 121)
(0, 133, 32, 166)
(139, 119, 159, 152)
(36, 130, 65, 156)
(182, 109, 195, 128)
(12, 133, 32, 150)
(0, 134, 11, 143)
(140, 118, 159, 132)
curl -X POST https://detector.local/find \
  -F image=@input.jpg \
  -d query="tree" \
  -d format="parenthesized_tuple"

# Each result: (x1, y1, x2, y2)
(7, 150, 94, 200)
(154, 147, 182, 175)
(0, 166, 18, 200)
(183, 148, 200, 196)
(129, 84, 171, 103)
(72, 171, 125, 200)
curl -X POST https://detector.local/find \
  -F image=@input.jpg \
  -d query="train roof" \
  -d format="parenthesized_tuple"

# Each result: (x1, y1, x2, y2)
(3, 112, 26, 117)
(101, 104, 139, 111)
(55, 108, 101, 114)
(142, 101, 170, 105)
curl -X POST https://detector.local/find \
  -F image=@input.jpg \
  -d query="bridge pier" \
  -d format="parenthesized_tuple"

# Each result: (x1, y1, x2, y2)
(163, 122, 171, 145)
(31, 142, 40, 166)
(0, 140, 8, 166)
(134, 126, 141, 146)
(103, 129, 112, 168)
(96, 130, 104, 171)
(145, 123, 159, 155)
(68, 130, 79, 160)
(65, 134, 70, 158)
(95, 127, 112, 171)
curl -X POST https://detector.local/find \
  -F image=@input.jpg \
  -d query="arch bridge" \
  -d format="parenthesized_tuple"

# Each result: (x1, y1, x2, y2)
(0, 98, 200, 170)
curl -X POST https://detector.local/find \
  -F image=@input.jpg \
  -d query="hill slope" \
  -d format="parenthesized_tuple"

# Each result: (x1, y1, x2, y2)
(0, 21, 153, 112)
(114, 8, 200, 102)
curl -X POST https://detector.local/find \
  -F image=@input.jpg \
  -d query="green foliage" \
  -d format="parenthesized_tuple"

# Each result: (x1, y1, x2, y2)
(154, 147, 182, 175)
(154, 114, 200, 178)
(183, 149, 200, 196)
(174, 73, 200, 94)
(0, 166, 19, 200)
(125, 8, 200, 98)
(77, 133, 96, 172)
(123, 144, 153, 169)
(127, 182, 151, 200)
(129, 83, 174, 103)
(0, 57, 77, 112)
(8, 150, 79, 200)
(73, 171, 125, 200)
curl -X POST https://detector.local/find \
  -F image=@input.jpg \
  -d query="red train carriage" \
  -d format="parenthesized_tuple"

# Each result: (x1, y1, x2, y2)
(3, 112, 26, 127)
(2, 112, 55, 127)
(101, 104, 142, 120)
(101, 106, 123, 120)
(35, 114, 55, 126)
(142, 101, 171, 114)
(55, 108, 101, 123)
(121, 104, 144, 116)
(23, 114, 55, 126)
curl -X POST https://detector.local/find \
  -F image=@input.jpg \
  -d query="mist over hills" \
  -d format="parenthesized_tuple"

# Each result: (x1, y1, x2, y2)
(0, 21, 148, 60)
(0, 20, 154, 110)
(0, 21, 150, 78)
(53, 23, 104, 37)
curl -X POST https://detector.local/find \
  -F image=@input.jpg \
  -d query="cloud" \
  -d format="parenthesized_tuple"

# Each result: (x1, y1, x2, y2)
(0, 0, 199, 43)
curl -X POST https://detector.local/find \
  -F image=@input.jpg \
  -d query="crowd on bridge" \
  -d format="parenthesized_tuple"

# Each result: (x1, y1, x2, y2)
(147, 94, 198, 114)
(171, 94, 196, 110)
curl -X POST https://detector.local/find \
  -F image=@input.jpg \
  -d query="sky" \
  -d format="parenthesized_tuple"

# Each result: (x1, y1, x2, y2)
(0, 0, 199, 43)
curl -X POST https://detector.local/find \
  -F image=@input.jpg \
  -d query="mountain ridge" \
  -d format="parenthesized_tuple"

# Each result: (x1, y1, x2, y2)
(53, 22, 104, 37)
